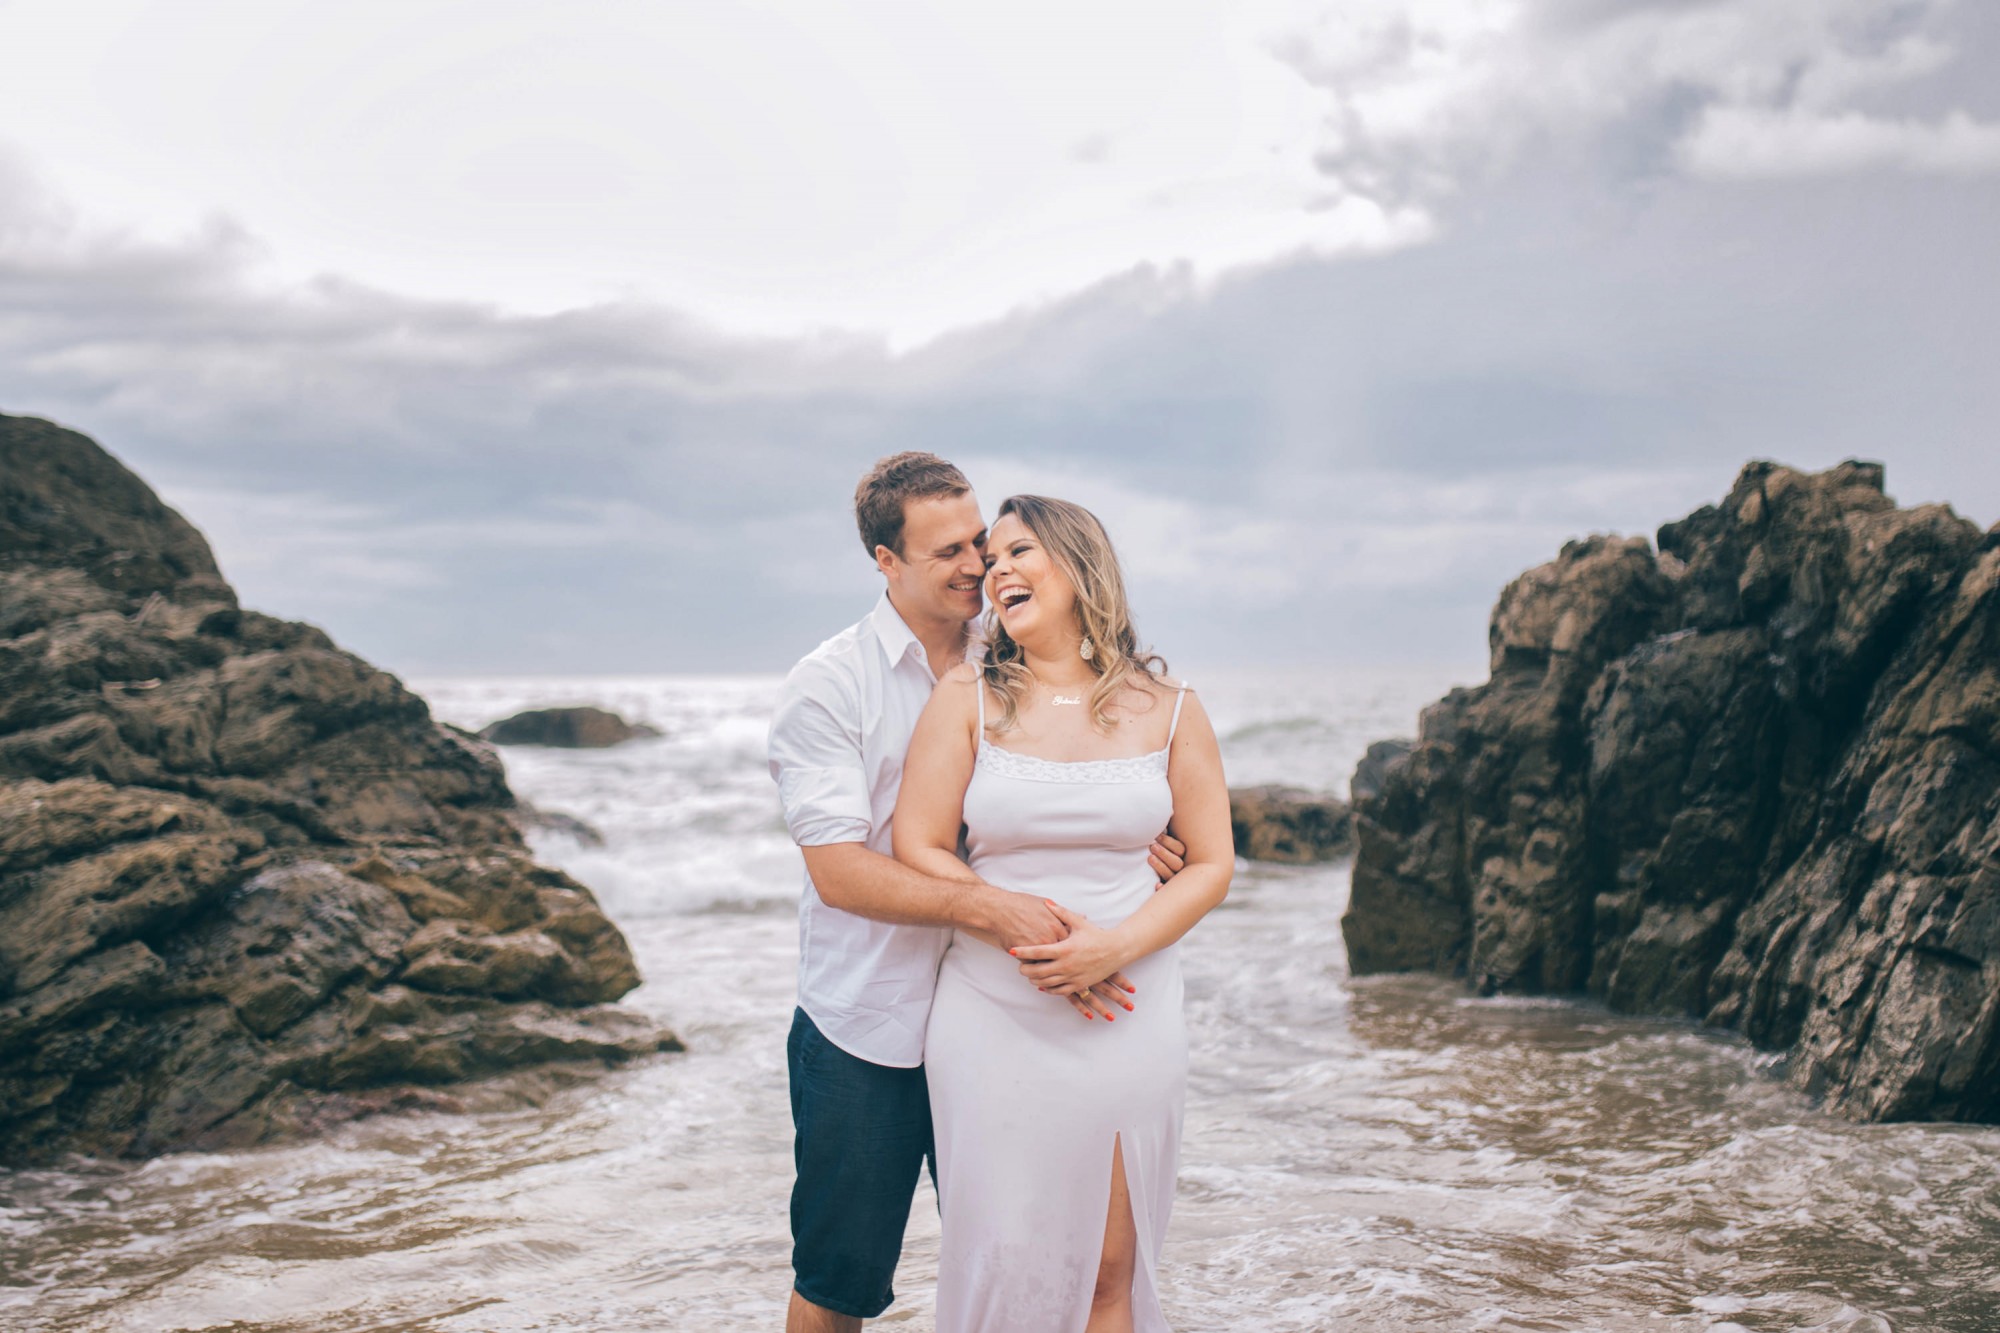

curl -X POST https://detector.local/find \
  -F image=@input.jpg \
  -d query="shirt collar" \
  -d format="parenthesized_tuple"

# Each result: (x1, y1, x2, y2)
(869, 590, 926, 668)
(868, 590, 987, 671)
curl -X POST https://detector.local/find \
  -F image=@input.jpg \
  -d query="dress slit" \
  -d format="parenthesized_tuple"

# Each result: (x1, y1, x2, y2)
(1085, 1130, 1162, 1331)
(1119, 1127, 1168, 1330)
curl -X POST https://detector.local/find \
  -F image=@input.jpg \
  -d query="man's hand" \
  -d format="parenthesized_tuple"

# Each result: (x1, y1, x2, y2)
(1148, 830, 1186, 885)
(974, 887, 1068, 952)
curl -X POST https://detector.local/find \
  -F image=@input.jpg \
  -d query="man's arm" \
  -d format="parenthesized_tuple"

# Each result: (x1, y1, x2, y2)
(807, 841, 1132, 1022)
(802, 841, 1065, 945)
(768, 659, 1065, 948)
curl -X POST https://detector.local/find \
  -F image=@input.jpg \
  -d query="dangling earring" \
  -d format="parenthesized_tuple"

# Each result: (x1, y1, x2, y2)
(1079, 636, 1094, 662)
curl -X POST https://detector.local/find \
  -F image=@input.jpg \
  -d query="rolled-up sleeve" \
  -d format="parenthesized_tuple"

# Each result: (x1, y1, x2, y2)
(768, 663, 872, 847)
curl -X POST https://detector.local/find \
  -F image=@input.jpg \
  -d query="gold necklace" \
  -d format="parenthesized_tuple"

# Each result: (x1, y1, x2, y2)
(1030, 675, 1087, 708)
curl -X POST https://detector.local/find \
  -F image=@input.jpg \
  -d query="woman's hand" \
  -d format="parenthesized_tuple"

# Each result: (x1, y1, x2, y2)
(1010, 901, 1134, 1009)
(1063, 978, 1137, 1022)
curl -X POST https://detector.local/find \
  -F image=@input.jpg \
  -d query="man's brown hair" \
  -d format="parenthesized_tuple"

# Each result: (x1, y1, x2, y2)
(853, 452, 971, 559)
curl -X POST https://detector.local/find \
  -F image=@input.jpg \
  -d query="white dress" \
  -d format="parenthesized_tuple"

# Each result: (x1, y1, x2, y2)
(925, 683, 1190, 1333)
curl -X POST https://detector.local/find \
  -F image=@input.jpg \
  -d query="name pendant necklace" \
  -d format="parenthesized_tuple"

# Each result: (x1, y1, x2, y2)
(1037, 678, 1085, 707)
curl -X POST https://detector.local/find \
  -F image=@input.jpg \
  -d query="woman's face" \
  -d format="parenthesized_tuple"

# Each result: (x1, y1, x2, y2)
(984, 512, 1078, 650)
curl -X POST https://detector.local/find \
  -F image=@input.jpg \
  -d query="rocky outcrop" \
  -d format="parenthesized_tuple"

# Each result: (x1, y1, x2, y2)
(0, 413, 680, 1165)
(479, 706, 660, 748)
(1229, 786, 1351, 863)
(1344, 460, 2000, 1124)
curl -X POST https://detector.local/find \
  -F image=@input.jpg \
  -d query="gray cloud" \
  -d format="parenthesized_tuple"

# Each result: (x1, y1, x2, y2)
(1679, 106, 2000, 177)
(2, 10, 1997, 682)
(1276, 0, 2000, 208)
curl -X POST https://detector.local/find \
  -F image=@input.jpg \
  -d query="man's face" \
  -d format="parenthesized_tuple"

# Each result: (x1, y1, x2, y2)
(882, 491, 988, 625)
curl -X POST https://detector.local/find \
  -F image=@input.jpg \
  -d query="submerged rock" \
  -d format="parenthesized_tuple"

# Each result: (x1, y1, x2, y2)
(1343, 459, 2000, 1123)
(509, 798, 607, 847)
(1229, 786, 1351, 863)
(0, 413, 680, 1165)
(478, 706, 661, 748)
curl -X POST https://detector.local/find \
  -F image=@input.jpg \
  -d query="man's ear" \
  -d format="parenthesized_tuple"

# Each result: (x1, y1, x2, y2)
(874, 544, 901, 579)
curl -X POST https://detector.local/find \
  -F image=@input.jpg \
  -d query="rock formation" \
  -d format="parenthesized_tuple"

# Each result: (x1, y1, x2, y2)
(1344, 460, 2000, 1123)
(479, 706, 661, 748)
(0, 413, 680, 1165)
(1229, 786, 1351, 863)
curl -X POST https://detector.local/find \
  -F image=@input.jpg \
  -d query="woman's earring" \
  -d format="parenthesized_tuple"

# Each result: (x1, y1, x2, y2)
(1079, 637, 1094, 662)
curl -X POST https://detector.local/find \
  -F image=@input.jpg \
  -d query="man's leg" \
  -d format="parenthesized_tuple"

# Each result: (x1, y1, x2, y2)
(786, 1289, 859, 1333)
(786, 1007, 933, 1327)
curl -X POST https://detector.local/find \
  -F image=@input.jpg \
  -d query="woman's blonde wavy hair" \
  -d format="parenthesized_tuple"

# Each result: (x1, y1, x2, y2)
(980, 494, 1169, 734)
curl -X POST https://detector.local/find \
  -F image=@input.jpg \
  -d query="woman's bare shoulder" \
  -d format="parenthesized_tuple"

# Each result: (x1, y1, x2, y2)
(920, 663, 982, 726)
(1130, 671, 1193, 702)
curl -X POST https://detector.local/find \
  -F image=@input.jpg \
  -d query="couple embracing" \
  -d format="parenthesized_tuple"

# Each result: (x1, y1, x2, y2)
(766, 453, 1232, 1333)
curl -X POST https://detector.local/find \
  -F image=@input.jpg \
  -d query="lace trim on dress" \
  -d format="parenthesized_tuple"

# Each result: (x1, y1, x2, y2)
(976, 738, 1170, 784)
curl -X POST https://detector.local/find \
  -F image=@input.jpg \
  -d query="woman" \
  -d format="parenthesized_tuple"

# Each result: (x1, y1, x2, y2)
(892, 494, 1232, 1332)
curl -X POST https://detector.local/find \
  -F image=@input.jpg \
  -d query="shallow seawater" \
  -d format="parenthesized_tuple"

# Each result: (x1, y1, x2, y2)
(3, 670, 1996, 1332)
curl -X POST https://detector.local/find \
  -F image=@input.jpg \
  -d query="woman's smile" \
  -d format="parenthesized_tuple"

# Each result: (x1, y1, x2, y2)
(987, 572, 1048, 635)
(992, 582, 1033, 613)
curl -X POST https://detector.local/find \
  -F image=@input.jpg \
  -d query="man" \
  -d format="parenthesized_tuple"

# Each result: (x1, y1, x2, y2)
(766, 453, 1182, 1331)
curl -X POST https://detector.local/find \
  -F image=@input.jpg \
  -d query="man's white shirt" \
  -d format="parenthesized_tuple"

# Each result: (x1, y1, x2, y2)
(767, 591, 982, 1068)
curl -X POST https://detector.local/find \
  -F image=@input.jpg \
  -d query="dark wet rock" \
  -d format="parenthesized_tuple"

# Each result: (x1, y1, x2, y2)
(1349, 739, 1414, 803)
(1229, 786, 1351, 863)
(478, 706, 661, 748)
(1343, 459, 2000, 1123)
(0, 413, 681, 1165)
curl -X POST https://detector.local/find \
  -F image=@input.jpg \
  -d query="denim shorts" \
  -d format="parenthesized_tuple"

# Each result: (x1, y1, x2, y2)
(787, 1006, 937, 1319)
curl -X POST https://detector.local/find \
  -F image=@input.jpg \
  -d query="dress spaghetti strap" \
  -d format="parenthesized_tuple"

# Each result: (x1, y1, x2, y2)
(975, 668, 987, 738)
(1166, 679, 1191, 747)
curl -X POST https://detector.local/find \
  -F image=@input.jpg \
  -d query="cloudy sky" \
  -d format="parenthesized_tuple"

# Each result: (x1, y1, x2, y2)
(2, 0, 1995, 679)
